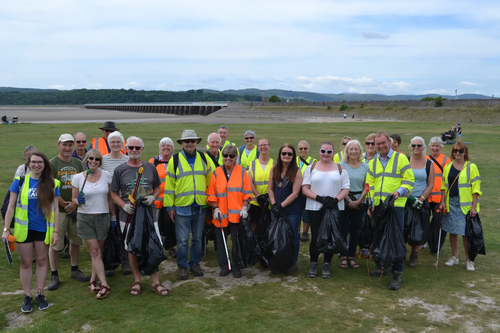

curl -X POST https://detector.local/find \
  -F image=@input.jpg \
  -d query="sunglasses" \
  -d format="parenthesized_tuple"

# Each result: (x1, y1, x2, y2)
(88, 157, 101, 161)
(245, 137, 254, 140)
(128, 146, 142, 150)
(298, 147, 308, 150)
(411, 144, 423, 148)
(320, 149, 334, 154)
(76, 140, 87, 144)
(281, 152, 293, 157)
(342, 142, 349, 145)
(453, 149, 466, 154)
(104, 129, 115, 133)
(183, 139, 198, 144)
(365, 142, 375, 146)
(223, 154, 236, 158)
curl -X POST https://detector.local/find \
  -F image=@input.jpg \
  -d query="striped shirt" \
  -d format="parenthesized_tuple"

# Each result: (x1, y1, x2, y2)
(102, 154, 130, 180)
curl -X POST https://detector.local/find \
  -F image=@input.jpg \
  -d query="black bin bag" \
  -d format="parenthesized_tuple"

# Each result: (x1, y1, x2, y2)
(237, 215, 262, 267)
(103, 226, 121, 270)
(257, 201, 272, 268)
(404, 204, 430, 247)
(158, 207, 176, 251)
(358, 209, 373, 250)
(316, 208, 346, 254)
(127, 201, 167, 275)
(428, 205, 447, 253)
(372, 196, 407, 270)
(466, 213, 486, 262)
(265, 212, 295, 273)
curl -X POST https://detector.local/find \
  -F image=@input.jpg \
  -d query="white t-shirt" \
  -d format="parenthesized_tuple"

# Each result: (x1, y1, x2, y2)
(302, 166, 350, 211)
(72, 170, 112, 214)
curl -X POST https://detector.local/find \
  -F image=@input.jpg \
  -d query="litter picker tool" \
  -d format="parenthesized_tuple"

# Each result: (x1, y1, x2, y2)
(79, 169, 91, 205)
(122, 167, 144, 241)
(4, 239, 13, 266)
(436, 206, 443, 269)
(218, 217, 232, 271)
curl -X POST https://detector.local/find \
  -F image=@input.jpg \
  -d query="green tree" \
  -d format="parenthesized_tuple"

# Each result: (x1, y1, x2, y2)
(269, 95, 281, 103)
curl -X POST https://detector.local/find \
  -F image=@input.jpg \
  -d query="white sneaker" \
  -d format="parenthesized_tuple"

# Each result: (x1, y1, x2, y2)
(444, 256, 459, 266)
(466, 260, 475, 271)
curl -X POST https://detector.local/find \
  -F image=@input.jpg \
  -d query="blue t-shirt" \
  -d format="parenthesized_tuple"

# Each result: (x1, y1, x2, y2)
(9, 178, 61, 232)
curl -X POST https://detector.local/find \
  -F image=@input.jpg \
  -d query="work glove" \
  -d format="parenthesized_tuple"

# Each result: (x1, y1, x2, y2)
(240, 206, 249, 218)
(271, 203, 284, 216)
(110, 215, 117, 228)
(141, 195, 155, 206)
(315, 195, 327, 204)
(257, 193, 269, 206)
(123, 203, 135, 215)
(324, 197, 339, 209)
(213, 208, 222, 220)
(412, 199, 424, 210)
(77, 193, 86, 205)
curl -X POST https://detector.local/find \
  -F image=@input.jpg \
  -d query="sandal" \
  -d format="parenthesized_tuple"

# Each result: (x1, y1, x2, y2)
(348, 257, 360, 269)
(129, 282, 142, 296)
(339, 257, 348, 269)
(88, 281, 101, 294)
(151, 283, 169, 297)
(96, 285, 111, 299)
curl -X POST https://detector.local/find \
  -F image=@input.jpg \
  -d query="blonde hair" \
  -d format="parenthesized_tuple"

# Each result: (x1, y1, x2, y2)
(343, 140, 363, 163)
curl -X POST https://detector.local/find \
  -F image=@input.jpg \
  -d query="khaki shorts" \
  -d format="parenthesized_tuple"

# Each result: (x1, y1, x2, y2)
(77, 213, 110, 241)
(51, 210, 83, 251)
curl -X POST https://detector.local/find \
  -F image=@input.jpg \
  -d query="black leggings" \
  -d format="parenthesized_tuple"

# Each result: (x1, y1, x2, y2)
(214, 223, 241, 270)
(339, 205, 364, 257)
(307, 210, 334, 263)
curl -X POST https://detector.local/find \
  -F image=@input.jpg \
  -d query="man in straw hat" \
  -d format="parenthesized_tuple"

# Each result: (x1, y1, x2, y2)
(89, 121, 127, 155)
(164, 130, 214, 280)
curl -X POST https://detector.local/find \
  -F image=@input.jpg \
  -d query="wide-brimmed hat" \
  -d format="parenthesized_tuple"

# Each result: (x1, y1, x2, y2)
(176, 130, 202, 144)
(99, 121, 120, 131)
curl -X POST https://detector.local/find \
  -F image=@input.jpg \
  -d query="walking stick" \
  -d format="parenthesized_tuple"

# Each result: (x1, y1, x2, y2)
(218, 217, 232, 271)
(435, 206, 443, 269)
(122, 167, 144, 241)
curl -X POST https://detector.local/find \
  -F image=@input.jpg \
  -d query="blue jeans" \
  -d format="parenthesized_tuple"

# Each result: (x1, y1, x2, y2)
(271, 212, 301, 263)
(301, 208, 309, 224)
(174, 207, 207, 268)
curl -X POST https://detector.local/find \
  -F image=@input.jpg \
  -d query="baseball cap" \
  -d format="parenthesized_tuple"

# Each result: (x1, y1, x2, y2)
(58, 134, 75, 143)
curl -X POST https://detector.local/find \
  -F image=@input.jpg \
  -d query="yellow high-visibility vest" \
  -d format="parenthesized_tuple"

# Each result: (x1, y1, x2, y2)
(442, 162, 481, 214)
(249, 158, 274, 206)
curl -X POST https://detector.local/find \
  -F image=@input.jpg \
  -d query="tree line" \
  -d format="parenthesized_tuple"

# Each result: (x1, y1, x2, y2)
(0, 89, 262, 105)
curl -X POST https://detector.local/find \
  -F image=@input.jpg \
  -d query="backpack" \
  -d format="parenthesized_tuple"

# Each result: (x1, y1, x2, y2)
(1, 176, 26, 228)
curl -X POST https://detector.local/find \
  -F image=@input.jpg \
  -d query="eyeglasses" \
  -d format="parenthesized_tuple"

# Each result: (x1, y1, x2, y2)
(411, 144, 423, 148)
(128, 146, 142, 150)
(258, 144, 269, 147)
(298, 147, 308, 151)
(223, 154, 236, 158)
(76, 140, 87, 144)
(365, 142, 375, 146)
(281, 152, 293, 157)
(104, 129, 115, 133)
(320, 149, 334, 154)
(183, 140, 198, 144)
(245, 137, 254, 140)
(453, 149, 465, 154)
(88, 157, 101, 161)
(30, 161, 44, 165)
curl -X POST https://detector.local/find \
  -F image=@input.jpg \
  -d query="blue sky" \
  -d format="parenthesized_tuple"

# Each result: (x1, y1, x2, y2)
(1, 1, 499, 95)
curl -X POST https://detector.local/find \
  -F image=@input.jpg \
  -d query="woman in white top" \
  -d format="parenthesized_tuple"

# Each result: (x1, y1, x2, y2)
(302, 142, 350, 279)
(101, 131, 129, 181)
(72, 149, 112, 299)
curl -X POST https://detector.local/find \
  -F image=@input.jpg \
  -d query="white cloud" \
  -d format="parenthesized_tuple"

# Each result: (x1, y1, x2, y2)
(361, 31, 390, 39)
(461, 81, 478, 86)
(295, 76, 410, 93)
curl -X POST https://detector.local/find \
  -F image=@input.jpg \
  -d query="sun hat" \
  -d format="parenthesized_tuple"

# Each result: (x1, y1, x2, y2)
(177, 130, 202, 144)
(58, 134, 75, 143)
(99, 121, 120, 131)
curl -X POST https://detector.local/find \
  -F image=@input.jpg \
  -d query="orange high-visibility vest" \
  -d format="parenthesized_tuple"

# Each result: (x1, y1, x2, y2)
(90, 137, 127, 155)
(149, 155, 169, 208)
(426, 153, 450, 203)
(207, 164, 252, 227)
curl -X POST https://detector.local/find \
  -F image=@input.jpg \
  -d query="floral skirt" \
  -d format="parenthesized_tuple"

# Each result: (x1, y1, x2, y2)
(443, 196, 466, 236)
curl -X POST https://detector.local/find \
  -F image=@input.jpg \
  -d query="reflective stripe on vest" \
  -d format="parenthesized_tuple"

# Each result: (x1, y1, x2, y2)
(333, 151, 343, 163)
(297, 156, 316, 175)
(426, 153, 451, 203)
(443, 162, 481, 214)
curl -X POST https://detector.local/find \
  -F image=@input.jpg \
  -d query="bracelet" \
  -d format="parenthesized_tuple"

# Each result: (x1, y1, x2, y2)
(420, 196, 426, 201)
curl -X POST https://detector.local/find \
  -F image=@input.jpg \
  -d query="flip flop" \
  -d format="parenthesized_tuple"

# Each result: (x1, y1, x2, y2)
(151, 283, 169, 296)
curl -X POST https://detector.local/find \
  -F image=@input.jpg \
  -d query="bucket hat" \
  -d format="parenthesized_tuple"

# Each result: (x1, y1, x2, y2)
(176, 130, 202, 144)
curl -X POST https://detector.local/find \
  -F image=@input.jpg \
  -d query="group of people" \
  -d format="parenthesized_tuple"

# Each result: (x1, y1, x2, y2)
(2, 122, 482, 313)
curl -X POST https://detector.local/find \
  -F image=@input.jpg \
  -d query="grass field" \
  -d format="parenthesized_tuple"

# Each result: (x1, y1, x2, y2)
(0, 121, 499, 332)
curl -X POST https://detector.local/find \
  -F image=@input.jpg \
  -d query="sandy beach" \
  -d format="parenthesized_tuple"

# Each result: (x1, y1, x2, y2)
(0, 106, 385, 124)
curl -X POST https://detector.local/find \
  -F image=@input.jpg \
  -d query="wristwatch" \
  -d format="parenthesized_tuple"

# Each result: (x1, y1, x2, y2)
(3, 228, 8, 232)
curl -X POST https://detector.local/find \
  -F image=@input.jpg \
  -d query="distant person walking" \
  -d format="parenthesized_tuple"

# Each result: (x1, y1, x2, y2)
(456, 123, 462, 142)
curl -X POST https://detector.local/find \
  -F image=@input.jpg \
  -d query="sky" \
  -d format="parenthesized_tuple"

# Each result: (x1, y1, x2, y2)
(1, 1, 499, 96)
